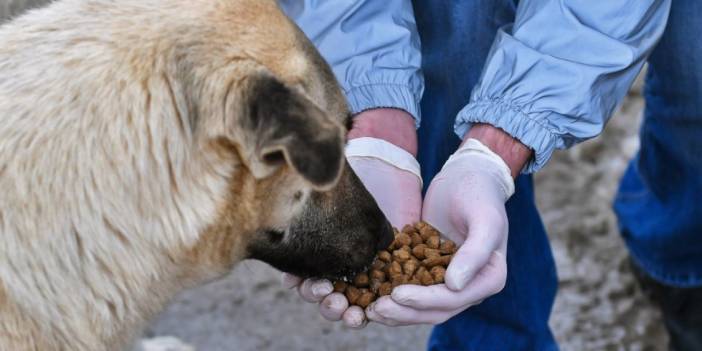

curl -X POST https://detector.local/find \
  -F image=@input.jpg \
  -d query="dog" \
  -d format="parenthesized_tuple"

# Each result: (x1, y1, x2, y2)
(0, 0, 394, 349)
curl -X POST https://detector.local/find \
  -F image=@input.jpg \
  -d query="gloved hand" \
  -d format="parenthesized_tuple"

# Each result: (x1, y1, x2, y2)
(365, 138, 515, 325)
(283, 135, 423, 328)
(345, 137, 423, 228)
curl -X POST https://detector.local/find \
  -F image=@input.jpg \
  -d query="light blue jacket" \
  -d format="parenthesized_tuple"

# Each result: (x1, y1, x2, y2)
(280, 1, 670, 173)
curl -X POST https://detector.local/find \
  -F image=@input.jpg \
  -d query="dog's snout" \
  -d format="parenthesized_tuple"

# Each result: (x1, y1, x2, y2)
(376, 220, 394, 251)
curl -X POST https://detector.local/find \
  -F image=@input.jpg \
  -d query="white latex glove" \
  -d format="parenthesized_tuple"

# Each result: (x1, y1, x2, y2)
(345, 137, 423, 228)
(366, 138, 515, 326)
(283, 137, 422, 328)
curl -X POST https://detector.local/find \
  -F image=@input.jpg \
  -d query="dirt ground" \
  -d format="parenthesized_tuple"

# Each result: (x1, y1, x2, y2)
(1, 3, 668, 350)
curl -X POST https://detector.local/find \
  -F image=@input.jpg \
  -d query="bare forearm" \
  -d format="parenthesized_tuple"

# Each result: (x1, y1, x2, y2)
(347, 108, 418, 157)
(464, 123, 533, 179)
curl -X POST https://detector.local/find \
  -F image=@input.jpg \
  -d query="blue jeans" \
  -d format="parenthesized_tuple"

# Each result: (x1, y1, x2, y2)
(412, 0, 702, 350)
(613, 0, 702, 288)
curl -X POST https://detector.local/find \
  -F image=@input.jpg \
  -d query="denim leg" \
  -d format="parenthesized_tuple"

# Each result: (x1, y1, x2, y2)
(413, 1, 559, 350)
(614, 0, 702, 287)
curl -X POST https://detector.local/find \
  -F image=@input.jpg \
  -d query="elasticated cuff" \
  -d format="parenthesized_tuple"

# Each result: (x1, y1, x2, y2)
(454, 99, 565, 174)
(345, 84, 421, 129)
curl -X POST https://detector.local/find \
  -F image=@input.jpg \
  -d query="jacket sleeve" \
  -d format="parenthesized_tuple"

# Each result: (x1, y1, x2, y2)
(279, 0, 424, 127)
(454, 0, 671, 173)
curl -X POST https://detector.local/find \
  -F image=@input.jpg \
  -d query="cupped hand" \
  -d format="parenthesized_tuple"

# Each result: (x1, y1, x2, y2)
(366, 139, 515, 326)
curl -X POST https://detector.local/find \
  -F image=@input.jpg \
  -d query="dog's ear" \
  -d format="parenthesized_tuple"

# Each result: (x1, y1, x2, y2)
(242, 74, 344, 189)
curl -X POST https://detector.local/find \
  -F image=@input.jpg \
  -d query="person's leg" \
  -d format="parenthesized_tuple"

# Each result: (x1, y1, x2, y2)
(413, 1, 558, 350)
(614, 0, 702, 349)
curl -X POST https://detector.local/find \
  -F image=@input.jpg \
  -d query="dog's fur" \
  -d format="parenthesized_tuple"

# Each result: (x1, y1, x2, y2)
(0, 0, 393, 349)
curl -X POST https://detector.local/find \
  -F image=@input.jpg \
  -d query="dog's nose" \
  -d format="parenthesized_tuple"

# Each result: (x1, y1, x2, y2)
(376, 220, 395, 251)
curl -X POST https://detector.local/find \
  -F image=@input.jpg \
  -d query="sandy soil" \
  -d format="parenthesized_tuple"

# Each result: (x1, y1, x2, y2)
(1, 3, 668, 350)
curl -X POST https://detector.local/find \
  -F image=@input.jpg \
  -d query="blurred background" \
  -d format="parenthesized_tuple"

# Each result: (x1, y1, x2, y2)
(2, 2, 666, 350)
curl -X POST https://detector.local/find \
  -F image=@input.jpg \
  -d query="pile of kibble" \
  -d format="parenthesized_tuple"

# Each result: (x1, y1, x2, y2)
(332, 221, 457, 308)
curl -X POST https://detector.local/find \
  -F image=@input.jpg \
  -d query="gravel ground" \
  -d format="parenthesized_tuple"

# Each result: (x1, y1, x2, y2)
(2, 3, 668, 350)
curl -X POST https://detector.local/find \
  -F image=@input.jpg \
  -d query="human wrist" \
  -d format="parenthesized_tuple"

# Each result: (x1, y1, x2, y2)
(464, 123, 533, 178)
(347, 108, 418, 157)
(346, 138, 422, 186)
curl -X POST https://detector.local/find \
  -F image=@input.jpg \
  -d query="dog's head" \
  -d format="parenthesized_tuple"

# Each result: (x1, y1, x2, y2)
(231, 73, 394, 280)
(192, 0, 394, 280)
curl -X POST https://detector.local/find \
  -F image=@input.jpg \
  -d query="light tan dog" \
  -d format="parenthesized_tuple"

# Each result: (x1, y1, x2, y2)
(0, 0, 393, 349)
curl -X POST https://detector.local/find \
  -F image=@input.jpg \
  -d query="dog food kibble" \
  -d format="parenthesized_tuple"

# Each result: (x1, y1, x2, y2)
(378, 282, 392, 296)
(392, 248, 411, 262)
(333, 281, 348, 293)
(345, 286, 361, 305)
(352, 272, 370, 288)
(369, 269, 385, 281)
(440, 240, 457, 255)
(411, 244, 427, 259)
(430, 266, 446, 284)
(378, 251, 392, 263)
(331, 221, 456, 311)
(426, 236, 440, 249)
(356, 291, 376, 308)
(387, 260, 403, 277)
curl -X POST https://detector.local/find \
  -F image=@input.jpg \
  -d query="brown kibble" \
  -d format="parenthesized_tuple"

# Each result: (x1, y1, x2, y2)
(395, 233, 412, 247)
(412, 244, 427, 259)
(371, 259, 385, 271)
(420, 226, 439, 241)
(440, 241, 457, 255)
(417, 269, 434, 286)
(345, 286, 361, 305)
(430, 266, 446, 284)
(401, 224, 414, 233)
(391, 274, 409, 288)
(424, 248, 441, 259)
(356, 291, 375, 308)
(423, 255, 452, 268)
(369, 279, 383, 294)
(410, 232, 423, 247)
(378, 282, 392, 296)
(333, 281, 347, 293)
(353, 272, 369, 288)
(387, 229, 399, 250)
(402, 260, 419, 277)
(332, 222, 455, 310)
(370, 269, 386, 282)
(386, 261, 402, 277)
(426, 236, 440, 249)
(392, 249, 411, 262)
